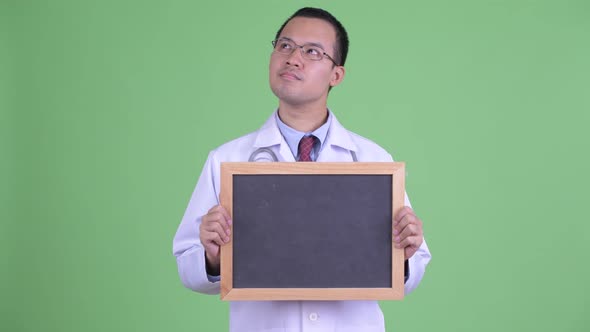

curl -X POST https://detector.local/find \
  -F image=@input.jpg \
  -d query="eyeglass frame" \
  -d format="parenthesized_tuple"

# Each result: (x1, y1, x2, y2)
(271, 38, 340, 66)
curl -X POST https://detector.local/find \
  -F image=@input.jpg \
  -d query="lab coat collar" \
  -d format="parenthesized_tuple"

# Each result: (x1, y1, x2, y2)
(325, 112, 358, 152)
(253, 109, 358, 152)
(252, 111, 284, 148)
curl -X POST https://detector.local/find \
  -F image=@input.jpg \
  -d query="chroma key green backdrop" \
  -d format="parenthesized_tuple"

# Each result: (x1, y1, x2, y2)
(1, 1, 589, 331)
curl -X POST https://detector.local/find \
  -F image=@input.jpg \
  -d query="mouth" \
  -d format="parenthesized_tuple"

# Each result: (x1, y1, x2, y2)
(279, 70, 302, 81)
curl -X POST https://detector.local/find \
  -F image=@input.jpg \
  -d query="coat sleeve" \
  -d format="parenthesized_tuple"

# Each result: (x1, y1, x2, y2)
(404, 237, 431, 294)
(402, 174, 432, 295)
(172, 151, 221, 295)
(385, 153, 432, 295)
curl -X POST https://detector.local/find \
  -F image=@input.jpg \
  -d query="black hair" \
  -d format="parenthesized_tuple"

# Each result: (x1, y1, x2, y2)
(274, 7, 349, 66)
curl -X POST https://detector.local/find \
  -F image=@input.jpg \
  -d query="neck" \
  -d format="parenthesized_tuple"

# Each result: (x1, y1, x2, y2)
(277, 101, 329, 132)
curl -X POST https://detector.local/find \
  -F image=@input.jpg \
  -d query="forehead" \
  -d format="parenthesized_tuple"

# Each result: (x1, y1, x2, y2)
(279, 17, 337, 48)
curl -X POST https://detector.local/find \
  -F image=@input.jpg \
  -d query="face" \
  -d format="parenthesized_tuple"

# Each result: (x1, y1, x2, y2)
(269, 17, 345, 107)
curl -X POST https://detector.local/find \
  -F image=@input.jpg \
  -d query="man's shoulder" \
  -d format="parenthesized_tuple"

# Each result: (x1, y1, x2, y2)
(210, 112, 277, 159)
(345, 129, 393, 161)
(329, 112, 393, 161)
(210, 130, 258, 159)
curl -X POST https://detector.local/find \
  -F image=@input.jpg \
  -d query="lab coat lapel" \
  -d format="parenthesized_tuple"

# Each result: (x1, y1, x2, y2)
(252, 111, 295, 162)
(317, 113, 359, 162)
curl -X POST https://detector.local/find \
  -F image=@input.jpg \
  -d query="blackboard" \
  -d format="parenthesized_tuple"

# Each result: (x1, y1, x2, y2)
(220, 162, 405, 301)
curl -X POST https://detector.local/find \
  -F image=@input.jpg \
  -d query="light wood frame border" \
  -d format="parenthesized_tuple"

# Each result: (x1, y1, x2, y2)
(220, 162, 405, 301)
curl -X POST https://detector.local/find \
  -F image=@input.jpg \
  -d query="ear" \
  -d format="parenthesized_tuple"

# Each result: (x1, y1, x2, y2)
(329, 66, 346, 87)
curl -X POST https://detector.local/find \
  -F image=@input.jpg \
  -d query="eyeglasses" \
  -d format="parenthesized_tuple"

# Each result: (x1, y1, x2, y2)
(272, 38, 339, 65)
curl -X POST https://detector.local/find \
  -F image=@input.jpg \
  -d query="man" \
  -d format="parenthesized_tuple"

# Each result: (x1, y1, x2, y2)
(173, 7, 431, 332)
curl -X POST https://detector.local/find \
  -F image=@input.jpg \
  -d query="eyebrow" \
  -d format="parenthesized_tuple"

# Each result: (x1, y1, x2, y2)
(278, 37, 326, 50)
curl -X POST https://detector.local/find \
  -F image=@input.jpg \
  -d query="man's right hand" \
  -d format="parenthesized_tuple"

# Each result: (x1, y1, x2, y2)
(199, 205, 232, 274)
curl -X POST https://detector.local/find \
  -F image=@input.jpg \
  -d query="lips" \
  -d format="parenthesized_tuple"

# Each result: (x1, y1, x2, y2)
(279, 70, 302, 80)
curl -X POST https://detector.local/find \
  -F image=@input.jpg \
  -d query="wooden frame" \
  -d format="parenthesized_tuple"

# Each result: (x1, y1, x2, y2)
(219, 162, 405, 301)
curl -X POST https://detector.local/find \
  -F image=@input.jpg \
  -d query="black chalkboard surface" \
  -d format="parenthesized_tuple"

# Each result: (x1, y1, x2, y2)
(220, 162, 405, 301)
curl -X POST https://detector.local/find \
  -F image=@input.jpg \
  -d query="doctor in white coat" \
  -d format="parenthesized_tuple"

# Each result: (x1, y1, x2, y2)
(173, 7, 431, 332)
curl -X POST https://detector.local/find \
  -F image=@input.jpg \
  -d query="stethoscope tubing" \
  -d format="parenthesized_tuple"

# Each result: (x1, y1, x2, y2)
(248, 148, 358, 162)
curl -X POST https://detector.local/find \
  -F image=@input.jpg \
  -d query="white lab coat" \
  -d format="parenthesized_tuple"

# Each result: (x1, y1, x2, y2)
(173, 111, 432, 332)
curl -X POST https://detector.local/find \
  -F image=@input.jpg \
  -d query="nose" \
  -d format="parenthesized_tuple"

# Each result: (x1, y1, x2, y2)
(285, 47, 304, 68)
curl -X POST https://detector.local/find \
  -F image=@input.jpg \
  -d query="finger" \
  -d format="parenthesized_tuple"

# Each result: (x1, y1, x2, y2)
(394, 206, 414, 223)
(200, 212, 228, 237)
(203, 211, 231, 236)
(393, 213, 418, 235)
(205, 247, 220, 264)
(203, 240, 220, 258)
(208, 205, 232, 225)
(404, 247, 418, 260)
(394, 223, 420, 244)
(219, 206, 232, 225)
(400, 236, 423, 260)
(395, 235, 423, 251)
(202, 229, 227, 247)
(204, 221, 231, 243)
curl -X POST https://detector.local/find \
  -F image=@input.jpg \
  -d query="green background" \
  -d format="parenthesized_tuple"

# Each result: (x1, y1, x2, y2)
(2, 0, 589, 331)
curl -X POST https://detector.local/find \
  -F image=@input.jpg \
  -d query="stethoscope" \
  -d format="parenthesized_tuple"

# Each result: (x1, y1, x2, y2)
(248, 147, 358, 162)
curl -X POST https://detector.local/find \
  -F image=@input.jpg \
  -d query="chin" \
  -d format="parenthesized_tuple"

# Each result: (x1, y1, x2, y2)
(271, 85, 297, 101)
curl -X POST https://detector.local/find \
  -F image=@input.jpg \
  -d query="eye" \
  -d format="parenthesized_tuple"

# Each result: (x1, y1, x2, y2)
(305, 47, 321, 56)
(279, 41, 293, 50)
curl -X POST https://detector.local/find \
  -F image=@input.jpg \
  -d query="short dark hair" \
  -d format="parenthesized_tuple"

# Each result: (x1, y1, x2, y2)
(274, 7, 349, 66)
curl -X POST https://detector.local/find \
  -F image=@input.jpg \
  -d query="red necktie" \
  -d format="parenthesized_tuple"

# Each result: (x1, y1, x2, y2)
(298, 136, 316, 162)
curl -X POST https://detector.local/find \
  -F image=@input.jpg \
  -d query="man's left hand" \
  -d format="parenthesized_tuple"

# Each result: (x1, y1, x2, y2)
(393, 206, 424, 260)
